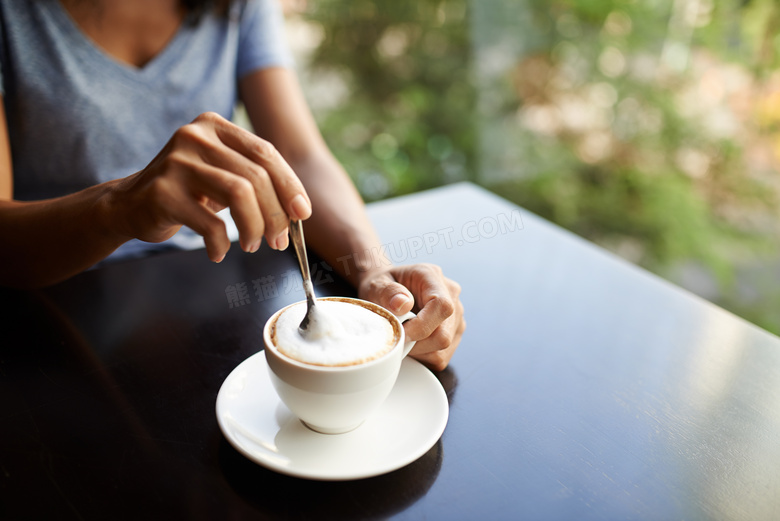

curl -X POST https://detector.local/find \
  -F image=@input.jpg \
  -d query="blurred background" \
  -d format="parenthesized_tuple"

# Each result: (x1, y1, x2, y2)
(274, 0, 780, 335)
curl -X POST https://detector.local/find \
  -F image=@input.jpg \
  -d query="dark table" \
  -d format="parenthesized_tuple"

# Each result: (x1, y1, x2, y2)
(2, 182, 780, 520)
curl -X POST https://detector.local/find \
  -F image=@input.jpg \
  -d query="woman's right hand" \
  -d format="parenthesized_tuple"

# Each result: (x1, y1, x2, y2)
(108, 112, 312, 262)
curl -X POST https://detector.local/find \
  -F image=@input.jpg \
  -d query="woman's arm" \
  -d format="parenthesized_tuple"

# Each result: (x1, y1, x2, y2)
(0, 100, 128, 287)
(238, 69, 385, 287)
(0, 101, 10, 200)
(0, 98, 311, 289)
(239, 68, 465, 370)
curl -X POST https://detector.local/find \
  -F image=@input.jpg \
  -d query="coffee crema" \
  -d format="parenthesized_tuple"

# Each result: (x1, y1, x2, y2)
(271, 299, 399, 367)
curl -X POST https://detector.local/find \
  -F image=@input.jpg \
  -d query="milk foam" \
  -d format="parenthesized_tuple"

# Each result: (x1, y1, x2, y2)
(273, 300, 397, 366)
(297, 298, 339, 341)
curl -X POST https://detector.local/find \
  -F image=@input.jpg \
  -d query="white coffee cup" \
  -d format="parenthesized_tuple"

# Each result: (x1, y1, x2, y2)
(264, 296, 416, 434)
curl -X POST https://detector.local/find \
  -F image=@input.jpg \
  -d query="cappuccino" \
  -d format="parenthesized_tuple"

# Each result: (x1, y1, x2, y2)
(271, 298, 398, 367)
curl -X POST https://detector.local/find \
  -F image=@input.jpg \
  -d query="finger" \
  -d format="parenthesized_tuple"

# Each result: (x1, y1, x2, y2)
(250, 166, 289, 251)
(177, 154, 266, 253)
(407, 282, 463, 355)
(170, 197, 232, 263)
(403, 271, 456, 341)
(413, 330, 463, 371)
(207, 114, 312, 221)
(408, 306, 459, 355)
(190, 128, 290, 251)
(361, 273, 415, 314)
(211, 155, 289, 252)
(412, 314, 466, 371)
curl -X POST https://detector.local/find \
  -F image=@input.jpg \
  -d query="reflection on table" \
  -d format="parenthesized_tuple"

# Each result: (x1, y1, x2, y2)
(1, 182, 779, 520)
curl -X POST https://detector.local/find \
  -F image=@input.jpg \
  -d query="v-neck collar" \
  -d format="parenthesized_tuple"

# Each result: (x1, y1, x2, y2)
(48, 1, 193, 83)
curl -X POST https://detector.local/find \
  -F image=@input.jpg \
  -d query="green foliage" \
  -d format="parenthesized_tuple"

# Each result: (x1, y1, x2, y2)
(299, 0, 780, 333)
(302, 0, 477, 200)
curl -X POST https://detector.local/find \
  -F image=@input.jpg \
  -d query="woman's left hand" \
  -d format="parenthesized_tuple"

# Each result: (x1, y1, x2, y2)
(358, 263, 465, 371)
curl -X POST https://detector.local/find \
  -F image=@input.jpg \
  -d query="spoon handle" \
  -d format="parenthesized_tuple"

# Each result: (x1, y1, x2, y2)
(289, 219, 317, 308)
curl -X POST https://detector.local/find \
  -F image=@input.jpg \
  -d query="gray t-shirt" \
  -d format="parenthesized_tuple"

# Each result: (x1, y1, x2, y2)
(0, 0, 292, 260)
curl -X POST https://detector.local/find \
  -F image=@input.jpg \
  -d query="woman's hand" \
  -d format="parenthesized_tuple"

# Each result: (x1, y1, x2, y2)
(108, 112, 312, 262)
(358, 263, 465, 371)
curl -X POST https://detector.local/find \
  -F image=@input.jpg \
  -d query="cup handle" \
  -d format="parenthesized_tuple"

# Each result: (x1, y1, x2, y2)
(396, 311, 417, 358)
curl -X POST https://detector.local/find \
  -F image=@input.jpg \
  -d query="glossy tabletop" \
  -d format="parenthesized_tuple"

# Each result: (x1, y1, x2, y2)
(2, 182, 780, 520)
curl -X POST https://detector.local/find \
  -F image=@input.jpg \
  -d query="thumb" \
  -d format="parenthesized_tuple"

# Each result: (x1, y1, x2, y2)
(362, 273, 415, 315)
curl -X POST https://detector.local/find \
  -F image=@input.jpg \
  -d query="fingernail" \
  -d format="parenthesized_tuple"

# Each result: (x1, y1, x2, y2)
(214, 253, 225, 263)
(390, 293, 410, 313)
(249, 240, 261, 253)
(275, 230, 289, 251)
(291, 194, 311, 220)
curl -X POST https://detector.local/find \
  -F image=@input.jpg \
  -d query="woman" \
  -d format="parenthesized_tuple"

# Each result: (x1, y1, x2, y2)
(0, 0, 464, 369)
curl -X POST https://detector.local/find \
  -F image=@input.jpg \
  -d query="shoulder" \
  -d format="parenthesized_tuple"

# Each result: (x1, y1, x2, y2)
(0, 0, 47, 21)
(0, 0, 62, 41)
(234, 0, 286, 26)
(234, 0, 293, 76)
(0, 0, 56, 93)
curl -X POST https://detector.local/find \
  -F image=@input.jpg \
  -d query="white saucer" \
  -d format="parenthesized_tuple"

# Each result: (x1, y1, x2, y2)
(216, 352, 449, 481)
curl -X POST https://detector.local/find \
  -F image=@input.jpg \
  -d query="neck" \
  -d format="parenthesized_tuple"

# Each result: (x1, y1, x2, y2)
(59, 0, 186, 68)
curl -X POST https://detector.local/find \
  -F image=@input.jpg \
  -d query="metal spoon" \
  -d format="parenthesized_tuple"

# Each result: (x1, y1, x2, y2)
(289, 219, 318, 335)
